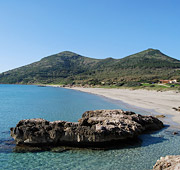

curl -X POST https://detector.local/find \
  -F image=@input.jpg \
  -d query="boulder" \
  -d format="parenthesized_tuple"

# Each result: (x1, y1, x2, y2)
(10, 109, 164, 148)
(153, 155, 180, 170)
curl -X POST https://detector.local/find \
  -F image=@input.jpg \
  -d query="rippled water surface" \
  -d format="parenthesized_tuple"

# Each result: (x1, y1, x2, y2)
(0, 84, 180, 170)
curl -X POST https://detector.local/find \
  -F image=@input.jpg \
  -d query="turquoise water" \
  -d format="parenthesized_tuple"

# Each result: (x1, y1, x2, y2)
(0, 85, 180, 170)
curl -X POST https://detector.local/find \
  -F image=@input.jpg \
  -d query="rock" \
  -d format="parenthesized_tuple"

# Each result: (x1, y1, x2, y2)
(13, 145, 51, 152)
(10, 110, 164, 148)
(172, 107, 177, 110)
(153, 155, 180, 170)
(155, 115, 165, 118)
(173, 132, 178, 135)
(172, 107, 180, 112)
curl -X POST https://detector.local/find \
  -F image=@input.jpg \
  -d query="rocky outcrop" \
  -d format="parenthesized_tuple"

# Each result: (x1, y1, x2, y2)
(153, 155, 180, 170)
(10, 109, 163, 148)
(172, 107, 180, 112)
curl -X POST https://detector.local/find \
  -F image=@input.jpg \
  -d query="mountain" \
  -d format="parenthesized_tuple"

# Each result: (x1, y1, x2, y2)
(0, 49, 180, 85)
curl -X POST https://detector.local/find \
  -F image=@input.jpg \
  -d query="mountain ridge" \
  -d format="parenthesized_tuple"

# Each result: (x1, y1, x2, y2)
(0, 49, 180, 85)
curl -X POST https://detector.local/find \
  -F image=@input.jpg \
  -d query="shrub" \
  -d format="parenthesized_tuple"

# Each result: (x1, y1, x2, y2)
(116, 82, 124, 86)
(124, 81, 142, 87)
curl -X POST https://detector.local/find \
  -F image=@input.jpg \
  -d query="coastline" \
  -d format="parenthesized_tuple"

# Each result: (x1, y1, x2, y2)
(44, 85, 180, 127)
(63, 87, 180, 127)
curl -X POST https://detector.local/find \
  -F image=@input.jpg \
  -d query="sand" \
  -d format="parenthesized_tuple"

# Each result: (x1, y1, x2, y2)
(66, 87, 180, 125)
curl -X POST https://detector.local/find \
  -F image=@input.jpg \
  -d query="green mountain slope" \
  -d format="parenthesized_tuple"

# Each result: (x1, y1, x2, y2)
(116, 48, 180, 68)
(0, 49, 180, 85)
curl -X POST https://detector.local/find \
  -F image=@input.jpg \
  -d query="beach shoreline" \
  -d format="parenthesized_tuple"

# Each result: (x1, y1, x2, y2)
(45, 85, 180, 127)
(65, 87, 180, 126)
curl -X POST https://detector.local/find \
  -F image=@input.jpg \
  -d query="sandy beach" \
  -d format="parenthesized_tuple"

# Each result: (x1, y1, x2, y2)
(65, 87, 180, 125)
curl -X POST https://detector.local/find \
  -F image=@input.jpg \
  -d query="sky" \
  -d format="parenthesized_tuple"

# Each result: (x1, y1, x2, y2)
(0, 0, 179, 73)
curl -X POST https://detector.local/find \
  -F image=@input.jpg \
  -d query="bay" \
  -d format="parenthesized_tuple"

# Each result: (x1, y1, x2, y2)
(0, 84, 180, 170)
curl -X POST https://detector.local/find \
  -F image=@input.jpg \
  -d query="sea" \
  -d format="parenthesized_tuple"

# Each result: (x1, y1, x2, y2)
(0, 84, 180, 170)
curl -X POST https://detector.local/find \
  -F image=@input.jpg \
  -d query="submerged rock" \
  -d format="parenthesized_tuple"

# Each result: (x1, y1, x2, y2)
(10, 110, 163, 148)
(153, 155, 180, 170)
(173, 131, 178, 135)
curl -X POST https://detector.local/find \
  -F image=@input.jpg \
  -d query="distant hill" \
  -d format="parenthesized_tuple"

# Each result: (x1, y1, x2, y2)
(0, 49, 180, 85)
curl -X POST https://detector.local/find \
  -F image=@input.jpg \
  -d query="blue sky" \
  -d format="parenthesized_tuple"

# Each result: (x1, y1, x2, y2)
(0, 0, 179, 73)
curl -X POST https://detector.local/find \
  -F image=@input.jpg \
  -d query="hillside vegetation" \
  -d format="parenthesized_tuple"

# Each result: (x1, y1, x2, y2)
(0, 48, 180, 86)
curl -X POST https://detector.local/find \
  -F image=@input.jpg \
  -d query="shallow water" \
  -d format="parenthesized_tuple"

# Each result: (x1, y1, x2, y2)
(0, 85, 180, 170)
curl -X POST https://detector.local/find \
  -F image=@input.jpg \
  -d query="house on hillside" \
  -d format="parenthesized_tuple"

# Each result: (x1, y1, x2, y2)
(159, 79, 177, 84)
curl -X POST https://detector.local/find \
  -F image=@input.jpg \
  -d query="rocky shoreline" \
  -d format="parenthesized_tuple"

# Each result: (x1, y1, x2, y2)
(153, 155, 180, 170)
(10, 109, 164, 150)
